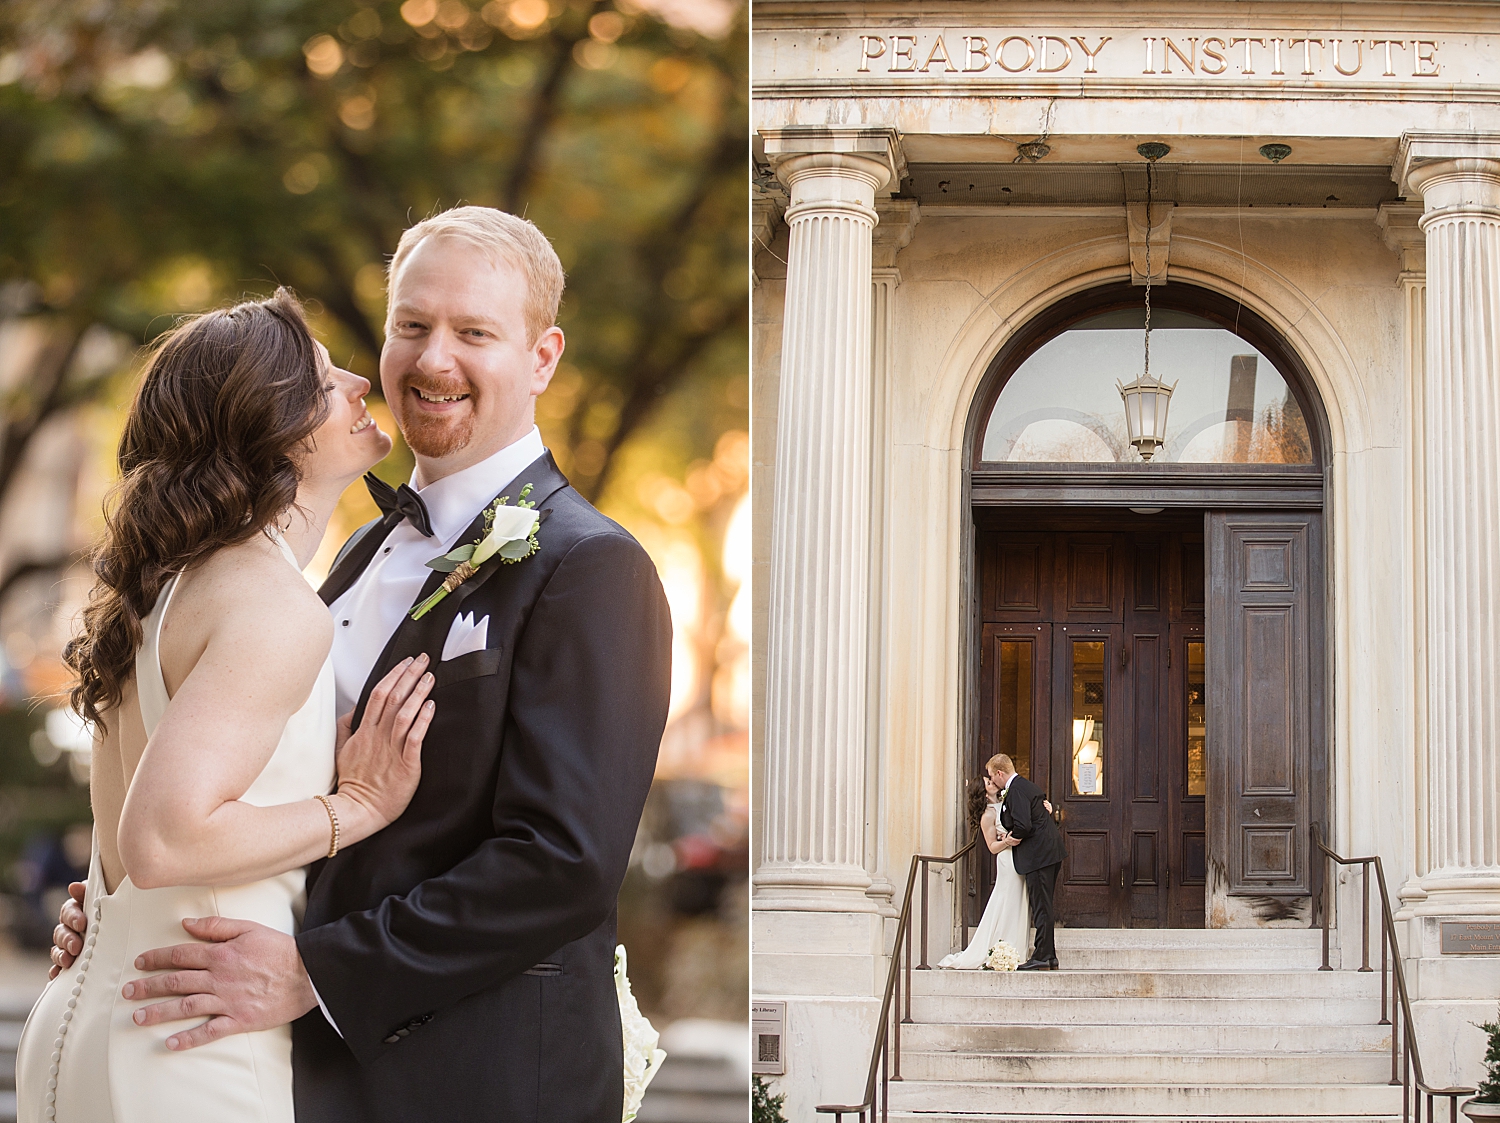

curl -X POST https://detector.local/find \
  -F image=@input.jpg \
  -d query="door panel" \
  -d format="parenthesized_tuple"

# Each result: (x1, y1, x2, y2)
(970, 625, 1052, 925)
(1207, 512, 1321, 924)
(1169, 626, 1207, 927)
(1054, 624, 1124, 927)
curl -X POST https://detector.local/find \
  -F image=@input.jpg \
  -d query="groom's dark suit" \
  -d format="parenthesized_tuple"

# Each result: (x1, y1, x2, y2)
(998, 774, 1067, 966)
(293, 453, 671, 1123)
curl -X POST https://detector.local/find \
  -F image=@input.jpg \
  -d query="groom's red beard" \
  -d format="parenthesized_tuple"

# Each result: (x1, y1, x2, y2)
(394, 376, 476, 458)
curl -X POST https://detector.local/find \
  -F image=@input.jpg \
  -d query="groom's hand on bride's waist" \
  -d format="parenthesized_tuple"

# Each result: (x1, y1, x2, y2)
(48, 882, 87, 979)
(121, 916, 318, 1050)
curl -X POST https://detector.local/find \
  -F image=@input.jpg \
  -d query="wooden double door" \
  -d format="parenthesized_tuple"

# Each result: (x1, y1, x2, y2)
(975, 510, 1208, 928)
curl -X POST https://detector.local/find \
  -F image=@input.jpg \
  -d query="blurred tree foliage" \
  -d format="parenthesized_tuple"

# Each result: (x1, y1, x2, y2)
(0, 0, 746, 591)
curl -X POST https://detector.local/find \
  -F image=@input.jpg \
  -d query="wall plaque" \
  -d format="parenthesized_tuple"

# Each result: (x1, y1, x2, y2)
(752, 1000, 786, 1075)
(1440, 920, 1500, 955)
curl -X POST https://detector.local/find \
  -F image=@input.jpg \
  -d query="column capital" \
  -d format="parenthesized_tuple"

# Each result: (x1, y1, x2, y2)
(1395, 131, 1500, 198)
(761, 127, 906, 195)
(1375, 202, 1425, 274)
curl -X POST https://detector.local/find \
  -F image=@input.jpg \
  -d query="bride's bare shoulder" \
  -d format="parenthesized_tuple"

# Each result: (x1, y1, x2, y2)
(171, 535, 333, 656)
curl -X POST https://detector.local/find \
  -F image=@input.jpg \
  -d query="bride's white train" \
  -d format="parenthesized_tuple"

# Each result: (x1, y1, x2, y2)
(938, 802, 1033, 970)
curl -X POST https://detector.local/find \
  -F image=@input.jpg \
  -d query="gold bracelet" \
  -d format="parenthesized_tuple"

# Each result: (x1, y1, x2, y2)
(315, 794, 340, 858)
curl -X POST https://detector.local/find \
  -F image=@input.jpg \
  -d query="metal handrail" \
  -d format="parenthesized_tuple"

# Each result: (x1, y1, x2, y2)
(1312, 823, 1474, 1122)
(815, 839, 977, 1123)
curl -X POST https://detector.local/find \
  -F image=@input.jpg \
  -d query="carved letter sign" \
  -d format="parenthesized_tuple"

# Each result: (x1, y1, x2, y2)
(847, 32, 1441, 79)
(763, 29, 1465, 84)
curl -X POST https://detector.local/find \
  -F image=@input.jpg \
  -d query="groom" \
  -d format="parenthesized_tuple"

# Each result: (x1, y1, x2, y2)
(987, 753, 1067, 971)
(55, 208, 672, 1120)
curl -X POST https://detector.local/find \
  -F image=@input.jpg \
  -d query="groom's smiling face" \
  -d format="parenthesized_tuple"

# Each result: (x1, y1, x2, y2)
(381, 235, 564, 480)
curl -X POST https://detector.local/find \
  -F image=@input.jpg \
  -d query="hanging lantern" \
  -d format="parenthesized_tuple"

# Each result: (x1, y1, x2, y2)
(1120, 142, 1176, 462)
(1118, 373, 1175, 461)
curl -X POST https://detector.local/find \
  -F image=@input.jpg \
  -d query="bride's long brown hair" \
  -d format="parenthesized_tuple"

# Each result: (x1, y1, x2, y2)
(965, 777, 992, 836)
(65, 288, 329, 730)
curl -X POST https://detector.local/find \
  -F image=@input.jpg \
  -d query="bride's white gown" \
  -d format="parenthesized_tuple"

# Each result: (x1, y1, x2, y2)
(939, 805, 1033, 969)
(16, 538, 335, 1123)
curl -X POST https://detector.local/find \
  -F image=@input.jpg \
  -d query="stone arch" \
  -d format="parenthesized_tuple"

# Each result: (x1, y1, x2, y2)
(921, 234, 1363, 462)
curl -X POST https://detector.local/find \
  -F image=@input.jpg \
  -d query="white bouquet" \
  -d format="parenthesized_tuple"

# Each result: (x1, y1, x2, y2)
(616, 945, 668, 1122)
(982, 940, 1021, 972)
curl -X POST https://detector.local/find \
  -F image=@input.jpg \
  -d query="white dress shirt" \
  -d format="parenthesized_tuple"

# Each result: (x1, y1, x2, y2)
(310, 426, 545, 1038)
(327, 426, 546, 716)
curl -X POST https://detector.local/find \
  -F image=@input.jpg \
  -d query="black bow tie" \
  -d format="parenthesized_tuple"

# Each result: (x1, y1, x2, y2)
(364, 473, 433, 537)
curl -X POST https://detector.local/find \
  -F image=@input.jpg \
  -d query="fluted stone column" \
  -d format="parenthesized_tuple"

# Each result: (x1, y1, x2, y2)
(1400, 136, 1500, 916)
(1378, 202, 1430, 918)
(863, 199, 919, 920)
(755, 129, 902, 914)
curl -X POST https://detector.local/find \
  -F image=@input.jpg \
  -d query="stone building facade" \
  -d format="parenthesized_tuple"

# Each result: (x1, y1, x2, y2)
(752, 2, 1500, 1115)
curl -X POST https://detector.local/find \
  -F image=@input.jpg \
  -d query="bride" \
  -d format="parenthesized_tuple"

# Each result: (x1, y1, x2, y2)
(16, 290, 436, 1123)
(939, 774, 1035, 969)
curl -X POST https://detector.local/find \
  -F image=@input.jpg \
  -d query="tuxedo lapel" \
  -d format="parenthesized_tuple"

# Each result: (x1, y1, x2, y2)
(318, 517, 398, 606)
(350, 452, 572, 725)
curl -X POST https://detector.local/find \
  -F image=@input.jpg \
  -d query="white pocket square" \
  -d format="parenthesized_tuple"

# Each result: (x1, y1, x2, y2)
(441, 612, 490, 661)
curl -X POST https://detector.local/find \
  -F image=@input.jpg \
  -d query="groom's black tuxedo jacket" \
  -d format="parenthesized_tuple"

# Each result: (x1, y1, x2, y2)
(292, 453, 671, 1123)
(998, 774, 1067, 877)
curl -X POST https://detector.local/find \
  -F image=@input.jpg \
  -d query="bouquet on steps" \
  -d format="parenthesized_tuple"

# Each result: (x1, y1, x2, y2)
(982, 940, 1020, 972)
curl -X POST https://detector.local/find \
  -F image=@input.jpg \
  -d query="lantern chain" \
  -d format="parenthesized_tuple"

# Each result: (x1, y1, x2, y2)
(1144, 158, 1153, 379)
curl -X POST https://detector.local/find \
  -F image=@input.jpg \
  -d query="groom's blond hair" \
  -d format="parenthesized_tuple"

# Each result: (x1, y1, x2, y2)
(986, 754, 1015, 777)
(387, 205, 565, 345)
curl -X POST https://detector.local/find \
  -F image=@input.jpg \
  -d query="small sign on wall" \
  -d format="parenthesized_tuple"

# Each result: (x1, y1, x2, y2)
(1440, 921, 1500, 955)
(752, 1001, 786, 1075)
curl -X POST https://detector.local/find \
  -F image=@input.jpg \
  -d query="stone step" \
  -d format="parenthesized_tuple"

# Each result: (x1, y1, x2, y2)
(1035, 929, 1334, 971)
(907, 968, 1381, 999)
(927, 929, 1338, 972)
(908, 994, 1383, 1025)
(901, 1021, 1394, 1054)
(885, 1079, 1404, 1116)
(1019, 948, 1332, 971)
(896, 1049, 1395, 1084)
(881, 1114, 1401, 1123)
(1051, 930, 1325, 948)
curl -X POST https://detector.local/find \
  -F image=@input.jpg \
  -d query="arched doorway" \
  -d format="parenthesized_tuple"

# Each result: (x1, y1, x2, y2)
(962, 282, 1331, 930)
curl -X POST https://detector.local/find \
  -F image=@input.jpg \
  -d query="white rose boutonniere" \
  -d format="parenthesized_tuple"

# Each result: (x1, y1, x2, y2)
(615, 945, 667, 1122)
(409, 484, 541, 620)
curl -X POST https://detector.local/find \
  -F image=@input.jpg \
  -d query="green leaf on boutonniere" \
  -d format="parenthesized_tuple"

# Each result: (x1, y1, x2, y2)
(409, 484, 541, 620)
(425, 544, 477, 573)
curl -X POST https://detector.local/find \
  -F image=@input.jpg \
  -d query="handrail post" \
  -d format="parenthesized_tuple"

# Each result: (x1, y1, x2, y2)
(1403, 1032, 1410, 1118)
(1360, 860, 1372, 971)
(1320, 848, 1332, 971)
(1392, 990, 1401, 1086)
(1380, 917, 1390, 1025)
(903, 917, 913, 1023)
(892, 951, 902, 1079)
(918, 859, 930, 970)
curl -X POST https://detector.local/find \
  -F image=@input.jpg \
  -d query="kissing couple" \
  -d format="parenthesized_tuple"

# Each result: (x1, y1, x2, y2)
(20, 206, 672, 1122)
(939, 754, 1068, 972)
